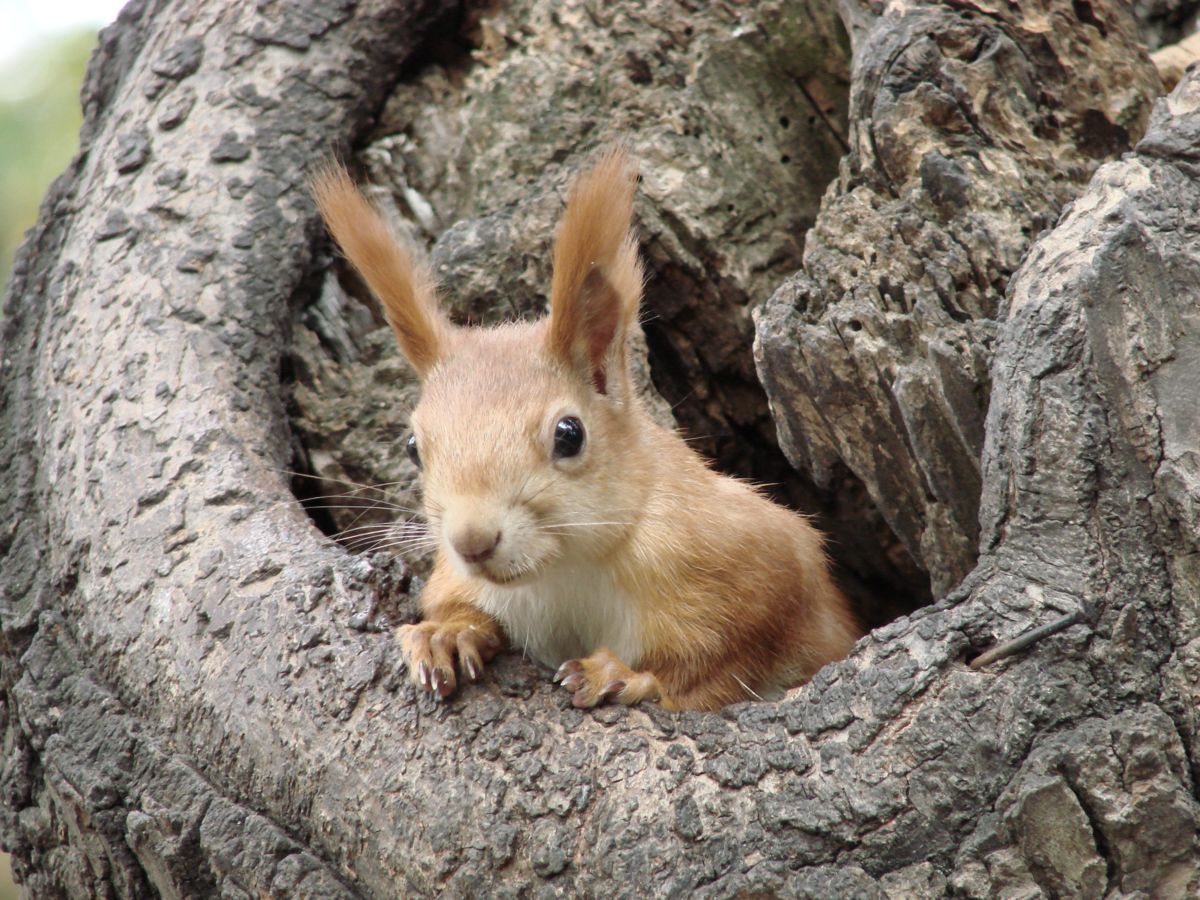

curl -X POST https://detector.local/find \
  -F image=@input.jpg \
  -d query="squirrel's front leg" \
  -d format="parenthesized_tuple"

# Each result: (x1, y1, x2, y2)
(554, 648, 672, 709)
(399, 558, 504, 700)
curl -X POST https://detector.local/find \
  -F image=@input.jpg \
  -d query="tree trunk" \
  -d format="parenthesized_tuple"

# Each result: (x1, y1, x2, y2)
(1, 0, 1197, 897)
(755, 0, 1161, 596)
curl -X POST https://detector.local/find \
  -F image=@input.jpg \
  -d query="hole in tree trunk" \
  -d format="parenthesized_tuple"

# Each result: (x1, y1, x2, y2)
(286, 1, 933, 633)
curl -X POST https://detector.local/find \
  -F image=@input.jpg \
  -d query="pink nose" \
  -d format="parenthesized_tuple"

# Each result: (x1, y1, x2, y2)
(452, 528, 501, 564)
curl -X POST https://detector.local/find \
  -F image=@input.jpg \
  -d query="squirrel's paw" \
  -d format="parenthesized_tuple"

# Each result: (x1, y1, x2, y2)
(553, 649, 664, 709)
(399, 620, 501, 700)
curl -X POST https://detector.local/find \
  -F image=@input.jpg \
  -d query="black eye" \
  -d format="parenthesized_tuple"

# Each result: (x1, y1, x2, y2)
(406, 434, 421, 469)
(553, 416, 585, 459)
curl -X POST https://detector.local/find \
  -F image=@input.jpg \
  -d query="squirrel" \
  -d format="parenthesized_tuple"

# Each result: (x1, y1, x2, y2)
(313, 148, 861, 711)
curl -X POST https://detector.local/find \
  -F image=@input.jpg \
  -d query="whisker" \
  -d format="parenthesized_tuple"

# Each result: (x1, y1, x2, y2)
(355, 528, 436, 546)
(274, 468, 415, 495)
(337, 527, 413, 544)
(287, 482, 424, 531)
(513, 470, 535, 507)
(312, 502, 408, 535)
(362, 541, 441, 556)
(732, 674, 765, 703)
(670, 391, 694, 412)
(294, 487, 413, 500)
(539, 526, 626, 534)
(300, 503, 422, 515)
(341, 525, 406, 540)
(360, 532, 441, 547)
(334, 518, 425, 532)
(292, 488, 413, 503)
(520, 473, 560, 506)
(357, 532, 435, 544)
(539, 520, 634, 530)
(329, 515, 433, 553)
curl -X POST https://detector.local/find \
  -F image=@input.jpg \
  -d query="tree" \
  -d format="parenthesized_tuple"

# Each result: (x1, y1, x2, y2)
(1, 0, 1197, 896)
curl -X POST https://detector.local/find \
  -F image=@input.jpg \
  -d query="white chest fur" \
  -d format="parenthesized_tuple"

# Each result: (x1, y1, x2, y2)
(474, 561, 642, 668)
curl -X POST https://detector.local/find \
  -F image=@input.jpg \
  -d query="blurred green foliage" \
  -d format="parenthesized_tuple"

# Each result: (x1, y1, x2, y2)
(0, 27, 98, 292)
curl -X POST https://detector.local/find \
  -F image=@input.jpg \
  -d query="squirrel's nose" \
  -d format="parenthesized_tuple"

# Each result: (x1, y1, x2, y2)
(452, 527, 502, 564)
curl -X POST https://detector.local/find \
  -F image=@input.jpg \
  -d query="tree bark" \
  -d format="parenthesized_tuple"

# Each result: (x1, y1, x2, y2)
(755, 0, 1161, 596)
(1, 1, 1198, 898)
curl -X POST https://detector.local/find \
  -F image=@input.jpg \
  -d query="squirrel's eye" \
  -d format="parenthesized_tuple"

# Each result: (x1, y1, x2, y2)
(553, 416, 585, 459)
(406, 434, 421, 469)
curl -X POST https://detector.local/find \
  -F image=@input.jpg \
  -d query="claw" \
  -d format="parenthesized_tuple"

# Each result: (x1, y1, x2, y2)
(554, 660, 582, 683)
(561, 673, 585, 691)
(402, 619, 503, 702)
(549, 648, 661, 708)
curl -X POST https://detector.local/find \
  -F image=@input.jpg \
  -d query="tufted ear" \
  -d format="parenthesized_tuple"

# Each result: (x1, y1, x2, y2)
(313, 165, 447, 378)
(545, 148, 644, 396)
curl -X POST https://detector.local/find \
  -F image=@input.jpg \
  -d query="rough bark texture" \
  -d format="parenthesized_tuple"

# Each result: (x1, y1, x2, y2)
(1, 1, 1198, 898)
(1134, 0, 1200, 49)
(755, 0, 1162, 597)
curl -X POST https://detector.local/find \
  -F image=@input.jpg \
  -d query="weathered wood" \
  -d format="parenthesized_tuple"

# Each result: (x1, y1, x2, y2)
(1, 0, 1198, 897)
(755, 0, 1161, 595)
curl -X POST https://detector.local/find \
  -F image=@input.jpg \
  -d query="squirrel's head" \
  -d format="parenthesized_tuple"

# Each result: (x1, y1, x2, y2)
(314, 149, 647, 585)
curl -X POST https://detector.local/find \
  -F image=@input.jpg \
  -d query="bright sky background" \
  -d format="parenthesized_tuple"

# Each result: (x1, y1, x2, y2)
(0, 0, 127, 62)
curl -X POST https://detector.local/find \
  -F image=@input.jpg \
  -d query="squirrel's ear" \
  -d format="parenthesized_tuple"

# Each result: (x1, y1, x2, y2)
(546, 147, 643, 395)
(312, 165, 446, 378)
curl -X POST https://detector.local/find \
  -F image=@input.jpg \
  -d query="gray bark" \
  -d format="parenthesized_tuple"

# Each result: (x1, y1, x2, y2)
(755, 0, 1161, 596)
(1, 1, 1198, 898)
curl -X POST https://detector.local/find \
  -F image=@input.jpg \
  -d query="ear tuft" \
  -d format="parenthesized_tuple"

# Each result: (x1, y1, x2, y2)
(312, 165, 446, 378)
(547, 147, 644, 393)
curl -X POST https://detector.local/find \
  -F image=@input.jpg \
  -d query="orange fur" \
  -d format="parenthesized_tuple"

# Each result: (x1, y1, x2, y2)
(315, 149, 861, 712)
(546, 147, 643, 395)
(312, 165, 446, 376)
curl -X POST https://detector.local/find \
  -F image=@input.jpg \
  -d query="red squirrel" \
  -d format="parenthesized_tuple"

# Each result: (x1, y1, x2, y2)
(313, 149, 861, 711)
